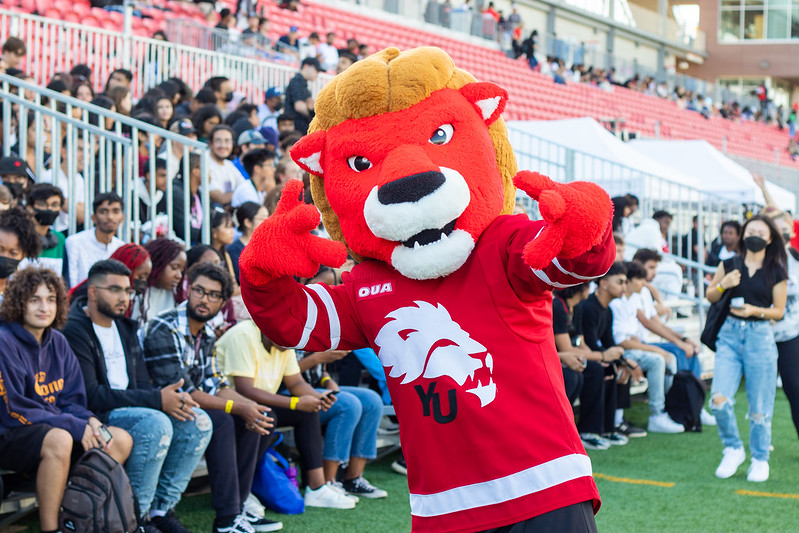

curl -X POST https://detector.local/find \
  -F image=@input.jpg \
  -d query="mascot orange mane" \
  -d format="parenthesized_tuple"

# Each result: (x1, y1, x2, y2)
(241, 47, 614, 532)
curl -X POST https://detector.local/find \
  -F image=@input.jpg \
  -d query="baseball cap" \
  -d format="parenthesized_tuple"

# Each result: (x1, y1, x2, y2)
(301, 57, 324, 72)
(289, 25, 299, 32)
(238, 129, 267, 146)
(0, 155, 33, 179)
(264, 87, 283, 99)
(169, 118, 197, 136)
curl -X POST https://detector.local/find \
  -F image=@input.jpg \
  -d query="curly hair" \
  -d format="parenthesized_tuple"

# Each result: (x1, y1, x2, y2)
(0, 207, 42, 259)
(144, 237, 184, 287)
(0, 267, 69, 329)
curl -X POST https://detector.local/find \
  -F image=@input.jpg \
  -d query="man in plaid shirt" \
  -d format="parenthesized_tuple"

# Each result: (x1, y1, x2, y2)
(142, 262, 281, 533)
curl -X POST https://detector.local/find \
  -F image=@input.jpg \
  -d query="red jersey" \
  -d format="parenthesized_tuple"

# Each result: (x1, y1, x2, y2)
(242, 214, 615, 532)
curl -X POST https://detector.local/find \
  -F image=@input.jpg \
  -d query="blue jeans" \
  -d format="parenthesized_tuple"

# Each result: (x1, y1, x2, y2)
(108, 407, 212, 515)
(653, 342, 702, 378)
(316, 386, 382, 462)
(710, 317, 778, 461)
(624, 349, 676, 415)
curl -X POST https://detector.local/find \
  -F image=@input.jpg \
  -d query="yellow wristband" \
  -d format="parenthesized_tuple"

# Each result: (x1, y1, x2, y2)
(224, 400, 234, 414)
(290, 397, 299, 411)
(717, 285, 725, 294)
(320, 376, 331, 385)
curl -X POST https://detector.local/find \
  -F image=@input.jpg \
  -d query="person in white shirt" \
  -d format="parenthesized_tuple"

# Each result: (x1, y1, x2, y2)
(609, 261, 685, 434)
(158, 119, 198, 181)
(207, 126, 244, 206)
(318, 32, 339, 72)
(64, 192, 125, 287)
(231, 149, 277, 208)
(257, 87, 284, 132)
(38, 135, 87, 232)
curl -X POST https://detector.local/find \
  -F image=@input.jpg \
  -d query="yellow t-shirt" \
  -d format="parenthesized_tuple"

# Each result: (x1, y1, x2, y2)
(215, 320, 301, 394)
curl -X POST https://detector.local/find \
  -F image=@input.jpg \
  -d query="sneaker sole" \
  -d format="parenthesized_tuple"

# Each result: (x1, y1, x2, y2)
(348, 491, 388, 499)
(391, 463, 407, 475)
(251, 524, 284, 532)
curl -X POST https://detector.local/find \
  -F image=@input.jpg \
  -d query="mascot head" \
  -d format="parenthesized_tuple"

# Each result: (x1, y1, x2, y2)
(291, 47, 518, 280)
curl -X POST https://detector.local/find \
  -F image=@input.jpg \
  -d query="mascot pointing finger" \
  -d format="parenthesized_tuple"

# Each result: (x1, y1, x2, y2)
(240, 47, 614, 532)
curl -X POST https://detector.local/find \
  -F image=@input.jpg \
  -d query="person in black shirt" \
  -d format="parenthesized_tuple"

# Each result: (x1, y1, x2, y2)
(706, 215, 787, 482)
(572, 264, 626, 449)
(284, 58, 323, 135)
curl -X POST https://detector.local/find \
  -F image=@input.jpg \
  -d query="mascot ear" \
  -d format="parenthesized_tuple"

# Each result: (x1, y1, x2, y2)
(290, 130, 327, 175)
(459, 82, 508, 126)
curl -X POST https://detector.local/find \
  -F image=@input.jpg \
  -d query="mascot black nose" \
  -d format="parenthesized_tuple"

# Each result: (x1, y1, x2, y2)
(377, 171, 446, 205)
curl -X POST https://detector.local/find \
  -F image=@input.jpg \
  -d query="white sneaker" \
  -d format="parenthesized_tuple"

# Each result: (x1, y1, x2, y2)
(243, 493, 265, 517)
(304, 482, 357, 509)
(700, 409, 717, 426)
(648, 413, 686, 433)
(747, 459, 769, 482)
(715, 447, 746, 479)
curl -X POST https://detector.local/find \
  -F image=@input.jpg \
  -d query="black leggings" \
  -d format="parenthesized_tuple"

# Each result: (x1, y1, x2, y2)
(778, 335, 799, 439)
(481, 501, 597, 533)
(576, 362, 616, 435)
(269, 405, 324, 472)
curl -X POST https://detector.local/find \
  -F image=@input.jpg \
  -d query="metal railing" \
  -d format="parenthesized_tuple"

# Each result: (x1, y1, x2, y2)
(0, 9, 332, 102)
(0, 73, 213, 247)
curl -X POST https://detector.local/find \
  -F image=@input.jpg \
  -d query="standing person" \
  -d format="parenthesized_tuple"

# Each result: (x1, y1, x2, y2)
(64, 260, 212, 532)
(64, 192, 125, 287)
(285, 57, 323, 135)
(706, 221, 741, 268)
(23, 184, 66, 276)
(140, 238, 186, 323)
(227, 202, 268, 285)
(0, 37, 26, 73)
(0, 207, 42, 302)
(207, 126, 244, 206)
(0, 267, 132, 533)
(232, 149, 277, 207)
(38, 136, 87, 232)
(707, 215, 787, 482)
(257, 88, 284, 132)
(211, 210, 238, 290)
(143, 263, 279, 533)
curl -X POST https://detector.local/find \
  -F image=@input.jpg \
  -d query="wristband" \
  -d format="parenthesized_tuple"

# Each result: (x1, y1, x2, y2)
(290, 397, 299, 410)
(224, 400, 234, 414)
(320, 376, 331, 386)
(717, 285, 725, 293)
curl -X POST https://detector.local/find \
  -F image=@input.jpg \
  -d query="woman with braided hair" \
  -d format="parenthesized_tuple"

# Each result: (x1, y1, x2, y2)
(139, 238, 185, 323)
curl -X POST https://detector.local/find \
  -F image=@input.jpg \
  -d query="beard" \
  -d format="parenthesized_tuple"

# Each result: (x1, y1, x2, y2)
(97, 298, 128, 320)
(187, 301, 220, 323)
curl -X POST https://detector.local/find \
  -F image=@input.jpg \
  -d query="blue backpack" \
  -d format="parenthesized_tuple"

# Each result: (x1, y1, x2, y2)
(251, 433, 305, 514)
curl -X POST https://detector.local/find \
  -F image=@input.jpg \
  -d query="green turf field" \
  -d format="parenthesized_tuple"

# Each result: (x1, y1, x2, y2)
(12, 387, 799, 533)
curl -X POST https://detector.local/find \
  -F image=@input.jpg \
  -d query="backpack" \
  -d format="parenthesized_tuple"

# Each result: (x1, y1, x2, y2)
(59, 448, 139, 533)
(251, 432, 304, 515)
(665, 370, 706, 432)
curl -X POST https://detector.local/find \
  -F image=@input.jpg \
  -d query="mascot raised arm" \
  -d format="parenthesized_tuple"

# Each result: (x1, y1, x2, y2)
(240, 47, 614, 532)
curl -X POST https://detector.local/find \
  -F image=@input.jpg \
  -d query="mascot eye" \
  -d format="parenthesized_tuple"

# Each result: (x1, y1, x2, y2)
(429, 124, 453, 145)
(347, 155, 373, 172)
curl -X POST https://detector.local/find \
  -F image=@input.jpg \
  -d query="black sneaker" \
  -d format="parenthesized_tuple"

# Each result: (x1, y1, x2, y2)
(142, 522, 162, 533)
(391, 452, 407, 475)
(342, 476, 388, 499)
(151, 509, 192, 533)
(213, 514, 255, 533)
(601, 431, 629, 445)
(617, 419, 648, 438)
(241, 510, 283, 532)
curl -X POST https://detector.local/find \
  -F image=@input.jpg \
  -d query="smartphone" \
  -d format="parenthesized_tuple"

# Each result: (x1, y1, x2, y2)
(98, 425, 113, 445)
(731, 296, 745, 308)
(324, 390, 340, 396)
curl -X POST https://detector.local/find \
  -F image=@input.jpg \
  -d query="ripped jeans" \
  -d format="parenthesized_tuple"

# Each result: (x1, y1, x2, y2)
(108, 407, 213, 515)
(709, 317, 778, 461)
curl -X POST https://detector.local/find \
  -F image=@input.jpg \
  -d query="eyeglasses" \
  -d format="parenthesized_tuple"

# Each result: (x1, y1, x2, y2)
(190, 285, 224, 303)
(95, 285, 135, 297)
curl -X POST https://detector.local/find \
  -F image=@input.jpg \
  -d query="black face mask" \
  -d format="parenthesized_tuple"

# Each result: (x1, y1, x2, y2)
(34, 208, 60, 227)
(0, 256, 21, 279)
(782, 232, 791, 244)
(744, 236, 768, 253)
(4, 181, 24, 199)
(133, 278, 148, 295)
(224, 91, 234, 103)
(273, 101, 284, 112)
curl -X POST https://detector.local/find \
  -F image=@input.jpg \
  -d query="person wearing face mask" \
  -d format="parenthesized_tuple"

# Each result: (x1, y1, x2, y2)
(203, 76, 234, 118)
(21, 184, 67, 276)
(0, 206, 43, 303)
(257, 87, 284, 133)
(0, 155, 35, 207)
(706, 215, 788, 483)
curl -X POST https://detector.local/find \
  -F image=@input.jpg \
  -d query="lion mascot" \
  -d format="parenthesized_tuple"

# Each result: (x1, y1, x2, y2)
(240, 47, 614, 532)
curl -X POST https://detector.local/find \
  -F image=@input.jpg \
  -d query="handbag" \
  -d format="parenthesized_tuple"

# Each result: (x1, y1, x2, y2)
(701, 256, 742, 351)
(251, 432, 305, 515)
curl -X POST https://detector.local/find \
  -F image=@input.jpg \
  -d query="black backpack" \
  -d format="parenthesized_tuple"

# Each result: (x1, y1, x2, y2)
(665, 370, 707, 432)
(59, 448, 139, 533)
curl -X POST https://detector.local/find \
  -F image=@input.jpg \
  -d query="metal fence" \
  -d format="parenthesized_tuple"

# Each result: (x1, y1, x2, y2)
(0, 73, 213, 247)
(0, 9, 332, 103)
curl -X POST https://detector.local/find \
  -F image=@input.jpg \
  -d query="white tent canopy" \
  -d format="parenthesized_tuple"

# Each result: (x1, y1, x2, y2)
(506, 117, 706, 203)
(628, 139, 797, 212)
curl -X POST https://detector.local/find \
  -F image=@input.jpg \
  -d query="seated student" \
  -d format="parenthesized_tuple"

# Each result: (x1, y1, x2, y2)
(231, 149, 277, 208)
(137, 158, 169, 224)
(227, 202, 268, 285)
(632, 248, 674, 320)
(0, 206, 42, 303)
(172, 153, 204, 246)
(210, 210, 240, 296)
(65, 192, 125, 287)
(23, 184, 66, 276)
(574, 262, 631, 447)
(142, 263, 279, 533)
(139, 238, 186, 324)
(63, 260, 212, 532)
(0, 267, 132, 533)
(215, 320, 358, 509)
(610, 261, 684, 434)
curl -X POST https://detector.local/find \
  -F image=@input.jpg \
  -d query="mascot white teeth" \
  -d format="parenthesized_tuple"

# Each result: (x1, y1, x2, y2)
(240, 46, 615, 532)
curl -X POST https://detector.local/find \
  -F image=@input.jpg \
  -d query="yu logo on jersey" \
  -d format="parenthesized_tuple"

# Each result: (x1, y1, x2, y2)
(375, 301, 496, 423)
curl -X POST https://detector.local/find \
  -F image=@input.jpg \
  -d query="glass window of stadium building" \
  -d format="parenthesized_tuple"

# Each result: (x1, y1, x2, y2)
(720, 0, 799, 41)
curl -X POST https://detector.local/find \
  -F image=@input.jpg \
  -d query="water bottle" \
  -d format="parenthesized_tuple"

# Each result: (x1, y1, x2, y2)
(286, 459, 299, 489)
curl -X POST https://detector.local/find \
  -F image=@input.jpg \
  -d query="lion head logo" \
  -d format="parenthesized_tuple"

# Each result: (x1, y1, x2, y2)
(290, 47, 518, 281)
(374, 301, 496, 407)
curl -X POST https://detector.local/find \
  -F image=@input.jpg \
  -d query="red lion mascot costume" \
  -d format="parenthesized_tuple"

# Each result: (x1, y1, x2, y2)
(240, 47, 614, 532)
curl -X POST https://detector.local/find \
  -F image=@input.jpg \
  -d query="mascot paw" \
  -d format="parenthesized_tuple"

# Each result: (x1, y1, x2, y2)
(513, 171, 612, 270)
(239, 180, 349, 286)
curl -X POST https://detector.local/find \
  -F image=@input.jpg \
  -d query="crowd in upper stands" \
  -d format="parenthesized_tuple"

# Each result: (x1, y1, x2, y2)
(1, 0, 799, 530)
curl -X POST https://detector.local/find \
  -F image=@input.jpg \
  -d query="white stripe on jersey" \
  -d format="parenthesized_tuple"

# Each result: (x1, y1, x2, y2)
(307, 284, 341, 350)
(531, 268, 584, 289)
(294, 289, 319, 350)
